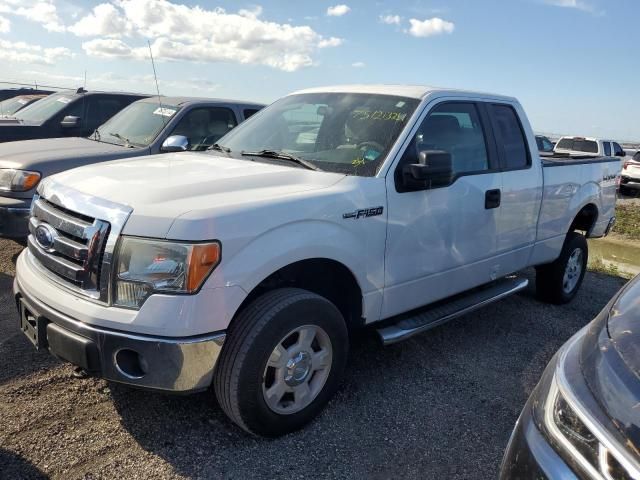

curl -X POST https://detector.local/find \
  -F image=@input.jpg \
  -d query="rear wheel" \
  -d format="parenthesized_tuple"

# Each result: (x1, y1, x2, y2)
(536, 232, 588, 304)
(213, 288, 348, 437)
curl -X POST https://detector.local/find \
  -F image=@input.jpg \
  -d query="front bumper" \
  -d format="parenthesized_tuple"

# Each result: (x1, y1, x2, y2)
(14, 276, 226, 393)
(0, 196, 31, 237)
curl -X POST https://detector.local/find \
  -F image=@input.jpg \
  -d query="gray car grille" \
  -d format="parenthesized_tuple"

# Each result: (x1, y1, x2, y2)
(27, 196, 110, 299)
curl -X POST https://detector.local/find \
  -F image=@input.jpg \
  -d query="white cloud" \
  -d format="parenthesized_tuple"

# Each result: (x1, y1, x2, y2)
(352, 61, 365, 68)
(69, 0, 342, 72)
(407, 17, 455, 38)
(318, 37, 343, 48)
(68, 3, 132, 37)
(0, 39, 73, 64)
(0, 0, 65, 32)
(543, 0, 598, 13)
(0, 15, 9, 32)
(82, 38, 133, 58)
(327, 4, 350, 16)
(379, 14, 401, 25)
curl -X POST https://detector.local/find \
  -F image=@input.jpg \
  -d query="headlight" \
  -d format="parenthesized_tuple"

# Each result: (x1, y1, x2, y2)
(113, 237, 221, 308)
(543, 339, 640, 480)
(0, 168, 41, 192)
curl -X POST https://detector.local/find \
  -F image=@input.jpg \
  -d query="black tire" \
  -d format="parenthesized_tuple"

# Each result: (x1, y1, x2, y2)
(536, 231, 588, 305)
(619, 186, 631, 197)
(213, 288, 349, 437)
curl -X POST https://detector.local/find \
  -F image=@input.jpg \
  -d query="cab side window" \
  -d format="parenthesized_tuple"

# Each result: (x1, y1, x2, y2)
(603, 142, 611, 156)
(613, 142, 624, 157)
(171, 107, 238, 151)
(399, 102, 489, 176)
(490, 105, 530, 170)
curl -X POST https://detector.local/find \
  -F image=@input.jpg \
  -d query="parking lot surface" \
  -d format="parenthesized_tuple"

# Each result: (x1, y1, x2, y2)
(0, 238, 629, 479)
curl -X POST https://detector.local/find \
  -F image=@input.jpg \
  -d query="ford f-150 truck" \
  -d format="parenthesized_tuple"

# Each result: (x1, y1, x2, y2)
(0, 96, 264, 238)
(14, 85, 621, 437)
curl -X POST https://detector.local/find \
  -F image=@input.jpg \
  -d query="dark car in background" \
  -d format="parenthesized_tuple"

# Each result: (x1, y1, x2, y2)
(0, 94, 48, 117)
(0, 87, 53, 102)
(0, 88, 148, 143)
(535, 135, 555, 154)
(0, 96, 264, 237)
(500, 275, 640, 479)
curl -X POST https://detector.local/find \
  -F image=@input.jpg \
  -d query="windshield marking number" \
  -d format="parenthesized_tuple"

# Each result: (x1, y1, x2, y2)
(343, 206, 384, 220)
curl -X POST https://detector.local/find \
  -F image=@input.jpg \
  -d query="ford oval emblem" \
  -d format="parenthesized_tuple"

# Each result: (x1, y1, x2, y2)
(34, 223, 57, 250)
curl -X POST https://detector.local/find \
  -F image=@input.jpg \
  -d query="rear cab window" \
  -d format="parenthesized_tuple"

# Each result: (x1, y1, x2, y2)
(603, 142, 611, 156)
(613, 142, 624, 156)
(489, 104, 530, 170)
(556, 138, 598, 154)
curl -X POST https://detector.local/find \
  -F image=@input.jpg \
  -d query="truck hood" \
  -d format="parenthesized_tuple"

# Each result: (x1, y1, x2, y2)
(44, 152, 346, 238)
(0, 137, 134, 169)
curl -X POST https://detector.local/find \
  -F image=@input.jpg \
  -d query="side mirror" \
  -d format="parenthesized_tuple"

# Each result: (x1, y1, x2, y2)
(402, 150, 453, 190)
(60, 116, 80, 128)
(161, 135, 190, 152)
(615, 150, 626, 158)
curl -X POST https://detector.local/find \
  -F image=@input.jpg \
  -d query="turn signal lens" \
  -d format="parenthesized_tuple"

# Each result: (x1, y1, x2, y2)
(187, 243, 221, 291)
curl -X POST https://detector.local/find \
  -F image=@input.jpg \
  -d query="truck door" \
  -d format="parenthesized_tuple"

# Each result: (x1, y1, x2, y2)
(486, 103, 542, 272)
(382, 100, 502, 318)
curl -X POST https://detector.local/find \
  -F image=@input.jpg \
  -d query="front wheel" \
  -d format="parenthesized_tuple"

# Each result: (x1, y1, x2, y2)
(213, 288, 348, 437)
(536, 232, 588, 304)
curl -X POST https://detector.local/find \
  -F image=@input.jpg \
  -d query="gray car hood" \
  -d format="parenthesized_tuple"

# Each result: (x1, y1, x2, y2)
(0, 137, 141, 170)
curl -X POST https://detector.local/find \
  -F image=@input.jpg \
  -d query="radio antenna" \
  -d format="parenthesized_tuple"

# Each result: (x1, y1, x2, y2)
(148, 40, 166, 127)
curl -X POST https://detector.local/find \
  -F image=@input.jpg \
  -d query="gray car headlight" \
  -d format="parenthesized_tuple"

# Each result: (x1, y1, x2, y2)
(0, 168, 41, 192)
(113, 237, 221, 309)
(543, 335, 640, 480)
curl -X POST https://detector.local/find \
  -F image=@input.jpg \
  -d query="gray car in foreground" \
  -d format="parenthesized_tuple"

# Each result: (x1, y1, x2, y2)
(500, 274, 640, 479)
(0, 96, 265, 237)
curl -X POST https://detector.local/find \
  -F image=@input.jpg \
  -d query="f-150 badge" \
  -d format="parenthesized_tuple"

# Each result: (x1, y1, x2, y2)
(343, 206, 384, 219)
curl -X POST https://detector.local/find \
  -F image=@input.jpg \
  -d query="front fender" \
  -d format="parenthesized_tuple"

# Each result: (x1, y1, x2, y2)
(208, 219, 375, 292)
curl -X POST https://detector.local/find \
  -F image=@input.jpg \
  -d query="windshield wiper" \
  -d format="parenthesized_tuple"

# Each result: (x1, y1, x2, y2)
(208, 143, 231, 153)
(109, 132, 135, 148)
(241, 149, 321, 171)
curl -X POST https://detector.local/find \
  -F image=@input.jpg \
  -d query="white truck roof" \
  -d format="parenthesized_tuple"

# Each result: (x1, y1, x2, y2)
(290, 84, 517, 102)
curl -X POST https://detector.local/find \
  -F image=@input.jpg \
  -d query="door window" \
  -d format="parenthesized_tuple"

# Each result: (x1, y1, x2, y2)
(171, 107, 238, 151)
(490, 105, 530, 170)
(603, 142, 611, 156)
(399, 102, 490, 177)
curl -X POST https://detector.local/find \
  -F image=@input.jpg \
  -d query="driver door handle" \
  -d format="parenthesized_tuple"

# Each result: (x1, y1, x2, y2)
(485, 189, 501, 209)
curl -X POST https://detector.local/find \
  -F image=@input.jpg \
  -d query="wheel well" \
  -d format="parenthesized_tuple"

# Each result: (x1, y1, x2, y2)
(570, 204, 598, 234)
(236, 259, 364, 332)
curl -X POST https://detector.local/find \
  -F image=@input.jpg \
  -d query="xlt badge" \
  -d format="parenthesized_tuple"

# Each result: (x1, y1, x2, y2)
(343, 206, 384, 219)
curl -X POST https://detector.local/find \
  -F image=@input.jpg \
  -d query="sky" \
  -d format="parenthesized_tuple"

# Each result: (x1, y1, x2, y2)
(0, 0, 638, 140)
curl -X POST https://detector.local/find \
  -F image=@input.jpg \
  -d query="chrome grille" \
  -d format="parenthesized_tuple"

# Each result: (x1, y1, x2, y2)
(28, 196, 110, 298)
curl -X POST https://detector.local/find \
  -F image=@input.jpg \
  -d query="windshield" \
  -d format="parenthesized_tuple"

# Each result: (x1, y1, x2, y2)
(14, 93, 76, 123)
(633, 151, 640, 162)
(96, 101, 180, 147)
(218, 92, 420, 176)
(0, 96, 35, 116)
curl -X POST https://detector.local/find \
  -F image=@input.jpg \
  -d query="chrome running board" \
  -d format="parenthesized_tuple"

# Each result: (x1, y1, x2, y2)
(377, 276, 529, 345)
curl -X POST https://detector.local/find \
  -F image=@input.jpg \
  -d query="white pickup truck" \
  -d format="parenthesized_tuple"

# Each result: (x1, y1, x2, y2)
(14, 85, 620, 437)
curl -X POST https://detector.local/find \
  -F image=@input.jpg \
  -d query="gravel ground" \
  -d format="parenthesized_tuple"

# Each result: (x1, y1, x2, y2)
(0, 238, 629, 480)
